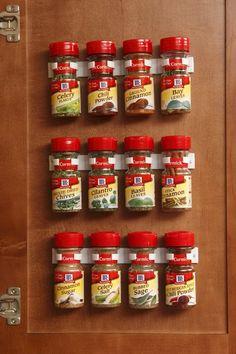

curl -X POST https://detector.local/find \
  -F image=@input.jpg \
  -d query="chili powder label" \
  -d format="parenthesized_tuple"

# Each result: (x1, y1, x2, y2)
(161, 76, 191, 111)
(165, 271, 196, 306)
(51, 79, 81, 115)
(54, 270, 84, 307)
(91, 270, 121, 305)
(88, 175, 118, 210)
(52, 176, 82, 211)
(124, 76, 155, 113)
(88, 78, 118, 114)
(125, 173, 155, 209)
(129, 270, 158, 306)
(162, 175, 192, 209)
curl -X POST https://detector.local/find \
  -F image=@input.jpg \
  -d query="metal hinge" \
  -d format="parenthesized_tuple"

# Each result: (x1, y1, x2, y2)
(0, 287, 21, 325)
(0, 5, 20, 42)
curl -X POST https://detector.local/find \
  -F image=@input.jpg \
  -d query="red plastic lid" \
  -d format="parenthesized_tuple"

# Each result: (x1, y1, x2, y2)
(49, 41, 79, 56)
(123, 39, 152, 55)
(86, 40, 116, 56)
(161, 136, 191, 151)
(164, 231, 195, 247)
(91, 232, 121, 247)
(54, 232, 84, 248)
(124, 136, 154, 151)
(128, 232, 158, 248)
(160, 37, 190, 53)
(51, 137, 80, 152)
(88, 137, 117, 151)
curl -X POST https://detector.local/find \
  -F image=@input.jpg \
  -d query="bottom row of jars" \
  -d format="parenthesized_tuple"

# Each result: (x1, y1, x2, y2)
(54, 230, 197, 310)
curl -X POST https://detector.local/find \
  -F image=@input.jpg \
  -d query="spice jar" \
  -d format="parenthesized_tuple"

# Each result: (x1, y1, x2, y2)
(160, 37, 191, 114)
(88, 137, 118, 211)
(123, 39, 155, 115)
(49, 41, 81, 117)
(161, 135, 192, 211)
(54, 232, 84, 309)
(50, 137, 82, 212)
(128, 232, 158, 309)
(87, 40, 118, 116)
(164, 231, 196, 309)
(124, 136, 155, 211)
(91, 231, 121, 308)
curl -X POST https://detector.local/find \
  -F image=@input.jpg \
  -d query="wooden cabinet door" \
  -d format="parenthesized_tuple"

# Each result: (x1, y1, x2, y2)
(0, 0, 235, 353)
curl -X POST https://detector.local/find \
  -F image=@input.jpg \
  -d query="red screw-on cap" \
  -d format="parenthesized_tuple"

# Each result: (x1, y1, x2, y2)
(123, 39, 152, 55)
(161, 136, 191, 151)
(160, 37, 190, 53)
(88, 137, 117, 152)
(49, 41, 79, 56)
(164, 231, 195, 247)
(124, 136, 154, 151)
(51, 137, 80, 152)
(128, 232, 158, 248)
(86, 40, 116, 56)
(90, 232, 121, 247)
(54, 232, 84, 248)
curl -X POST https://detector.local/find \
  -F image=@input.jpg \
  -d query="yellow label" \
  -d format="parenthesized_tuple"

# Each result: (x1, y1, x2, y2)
(162, 176, 192, 209)
(88, 85, 118, 113)
(54, 274, 84, 307)
(161, 83, 191, 111)
(166, 272, 196, 306)
(91, 271, 121, 305)
(51, 86, 81, 115)
(129, 271, 158, 307)
(125, 174, 155, 208)
(88, 176, 118, 209)
(124, 78, 155, 111)
(52, 178, 82, 211)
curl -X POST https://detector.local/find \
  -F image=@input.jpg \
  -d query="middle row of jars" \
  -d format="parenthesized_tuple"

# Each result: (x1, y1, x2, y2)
(50, 135, 192, 212)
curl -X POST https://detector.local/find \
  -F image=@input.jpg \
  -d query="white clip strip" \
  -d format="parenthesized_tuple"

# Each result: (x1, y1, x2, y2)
(48, 57, 194, 78)
(52, 247, 199, 264)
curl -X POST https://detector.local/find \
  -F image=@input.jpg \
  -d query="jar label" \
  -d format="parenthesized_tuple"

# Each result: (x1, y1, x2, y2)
(54, 270, 84, 307)
(88, 175, 118, 210)
(51, 80, 81, 115)
(162, 156, 189, 168)
(125, 173, 155, 209)
(128, 270, 158, 307)
(88, 78, 118, 114)
(91, 270, 121, 305)
(161, 58, 189, 70)
(129, 253, 155, 264)
(92, 253, 118, 264)
(56, 253, 82, 264)
(162, 175, 192, 209)
(50, 62, 79, 76)
(52, 176, 82, 211)
(89, 157, 115, 169)
(50, 158, 79, 171)
(125, 156, 152, 167)
(88, 60, 115, 74)
(124, 76, 155, 113)
(166, 253, 193, 265)
(160, 75, 191, 111)
(165, 271, 196, 306)
(125, 59, 152, 70)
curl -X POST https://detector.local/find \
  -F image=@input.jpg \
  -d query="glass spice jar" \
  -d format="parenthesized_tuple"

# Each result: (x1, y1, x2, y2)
(54, 232, 84, 309)
(164, 231, 196, 309)
(91, 231, 121, 308)
(124, 136, 155, 211)
(88, 137, 118, 211)
(128, 232, 158, 309)
(49, 41, 81, 117)
(50, 137, 82, 212)
(160, 36, 191, 114)
(161, 135, 192, 212)
(123, 39, 155, 115)
(87, 40, 118, 116)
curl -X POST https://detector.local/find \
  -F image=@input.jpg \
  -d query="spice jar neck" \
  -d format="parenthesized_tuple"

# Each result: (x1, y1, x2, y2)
(56, 248, 82, 264)
(124, 53, 152, 74)
(89, 151, 115, 170)
(126, 151, 152, 168)
(50, 56, 79, 76)
(92, 248, 119, 264)
(129, 248, 155, 265)
(162, 150, 190, 168)
(88, 55, 115, 76)
(51, 152, 79, 171)
(166, 247, 193, 265)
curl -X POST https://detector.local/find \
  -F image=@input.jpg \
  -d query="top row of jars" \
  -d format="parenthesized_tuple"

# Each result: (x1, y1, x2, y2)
(49, 37, 192, 117)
